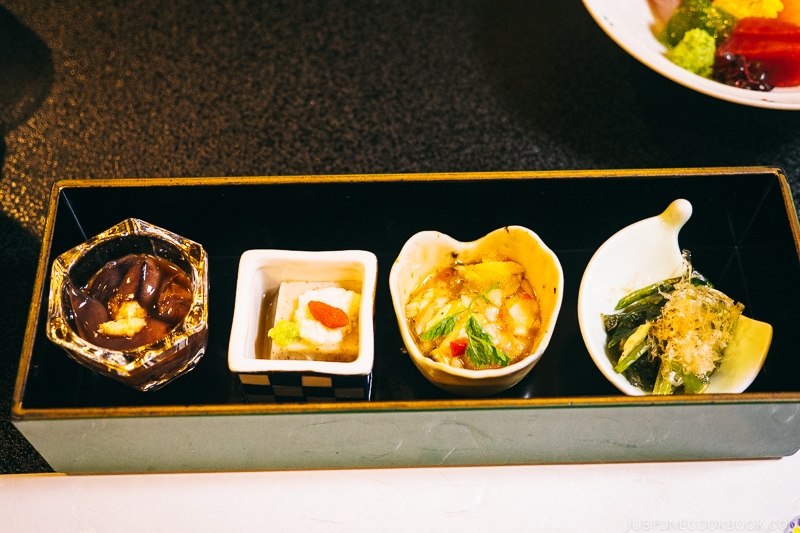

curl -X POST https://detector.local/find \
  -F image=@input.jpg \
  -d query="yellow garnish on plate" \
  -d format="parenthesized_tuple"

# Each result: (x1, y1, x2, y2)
(98, 300, 148, 337)
(713, 0, 784, 19)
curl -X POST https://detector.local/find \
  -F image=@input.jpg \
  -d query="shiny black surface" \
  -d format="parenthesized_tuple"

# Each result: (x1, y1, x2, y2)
(19, 173, 800, 407)
(2, 1, 800, 474)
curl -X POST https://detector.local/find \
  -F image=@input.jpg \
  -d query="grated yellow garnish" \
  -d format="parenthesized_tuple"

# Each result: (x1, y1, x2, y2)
(713, 0, 784, 19)
(649, 280, 743, 379)
(98, 300, 148, 337)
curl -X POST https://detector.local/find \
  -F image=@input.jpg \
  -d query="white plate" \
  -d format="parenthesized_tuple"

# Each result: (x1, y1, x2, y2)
(582, 0, 800, 110)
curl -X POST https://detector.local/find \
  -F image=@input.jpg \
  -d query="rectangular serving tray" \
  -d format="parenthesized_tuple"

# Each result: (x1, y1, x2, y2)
(12, 168, 800, 473)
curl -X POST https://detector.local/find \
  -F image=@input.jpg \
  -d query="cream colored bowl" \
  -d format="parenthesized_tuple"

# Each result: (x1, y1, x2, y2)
(389, 226, 564, 397)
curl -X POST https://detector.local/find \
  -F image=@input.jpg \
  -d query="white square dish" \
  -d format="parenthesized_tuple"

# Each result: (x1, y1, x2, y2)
(228, 249, 378, 401)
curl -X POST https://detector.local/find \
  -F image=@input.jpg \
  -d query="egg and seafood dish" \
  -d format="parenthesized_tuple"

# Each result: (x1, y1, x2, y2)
(404, 256, 543, 371)
(602, 251, 744, 394)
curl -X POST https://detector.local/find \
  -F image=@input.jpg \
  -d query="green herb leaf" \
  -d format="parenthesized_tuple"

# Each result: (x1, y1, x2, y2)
(465, 315, 492, 343)
(420, 311, 462, 341)
(465, 316, 510, 368)
(419, 281, 510, 368)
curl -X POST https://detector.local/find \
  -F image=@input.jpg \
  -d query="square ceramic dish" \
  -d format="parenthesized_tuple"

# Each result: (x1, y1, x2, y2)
(11, 168, 800, 474)
(228, 249, 377, 402)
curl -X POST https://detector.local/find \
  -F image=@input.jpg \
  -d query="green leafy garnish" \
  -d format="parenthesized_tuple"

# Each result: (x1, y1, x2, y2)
(420, 312, 461, 341)
(419, 282, 510, 368)
(465, 316, 510, 368)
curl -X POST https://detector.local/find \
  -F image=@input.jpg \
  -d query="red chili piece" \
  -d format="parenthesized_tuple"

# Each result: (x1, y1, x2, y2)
(450, 338, 468, 357)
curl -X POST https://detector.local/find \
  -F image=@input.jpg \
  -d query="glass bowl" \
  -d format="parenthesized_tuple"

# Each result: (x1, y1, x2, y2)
(46, 218, 209, 392)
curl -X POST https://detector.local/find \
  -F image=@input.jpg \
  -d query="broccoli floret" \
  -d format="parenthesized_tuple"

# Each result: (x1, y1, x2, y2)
(666, 28, 717, 78)
(661, 0, 737, 47)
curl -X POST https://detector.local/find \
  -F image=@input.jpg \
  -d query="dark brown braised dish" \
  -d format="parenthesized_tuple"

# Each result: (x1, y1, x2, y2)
(66, 253, 193, 351)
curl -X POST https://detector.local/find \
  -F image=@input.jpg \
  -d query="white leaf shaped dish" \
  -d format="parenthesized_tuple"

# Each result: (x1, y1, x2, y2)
(578, 199, 772, 396)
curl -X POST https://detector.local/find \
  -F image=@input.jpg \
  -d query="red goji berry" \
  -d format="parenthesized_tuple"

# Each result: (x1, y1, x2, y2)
(307, 300, 350, 328)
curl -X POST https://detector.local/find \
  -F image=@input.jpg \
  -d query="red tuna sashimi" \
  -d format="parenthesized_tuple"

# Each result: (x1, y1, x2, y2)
(717, 17, 800, 86)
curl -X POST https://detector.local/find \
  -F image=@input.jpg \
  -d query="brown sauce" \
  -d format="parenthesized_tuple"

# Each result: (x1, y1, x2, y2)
(66, 254, 193, 351)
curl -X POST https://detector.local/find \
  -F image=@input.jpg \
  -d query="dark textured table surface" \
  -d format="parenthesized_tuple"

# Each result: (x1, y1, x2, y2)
(2, 0, 799, 474)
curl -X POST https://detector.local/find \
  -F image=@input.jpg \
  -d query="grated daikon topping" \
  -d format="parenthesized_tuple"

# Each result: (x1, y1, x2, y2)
(650, 279, 743, 378)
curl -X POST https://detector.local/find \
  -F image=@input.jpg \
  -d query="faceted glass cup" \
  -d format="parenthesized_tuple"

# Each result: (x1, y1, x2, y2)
(46, 218, 209, 392)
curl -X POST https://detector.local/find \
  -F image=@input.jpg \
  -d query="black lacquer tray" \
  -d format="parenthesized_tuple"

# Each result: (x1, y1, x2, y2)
(12, 168, 800, 473)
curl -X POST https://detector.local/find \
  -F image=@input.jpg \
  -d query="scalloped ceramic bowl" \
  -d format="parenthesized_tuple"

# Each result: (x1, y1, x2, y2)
(578, 199, 773, 396)
(389, 226, 564, 397)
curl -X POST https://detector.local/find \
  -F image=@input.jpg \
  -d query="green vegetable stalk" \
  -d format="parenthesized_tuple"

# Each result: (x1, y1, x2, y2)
(602, 252, 721, 395)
